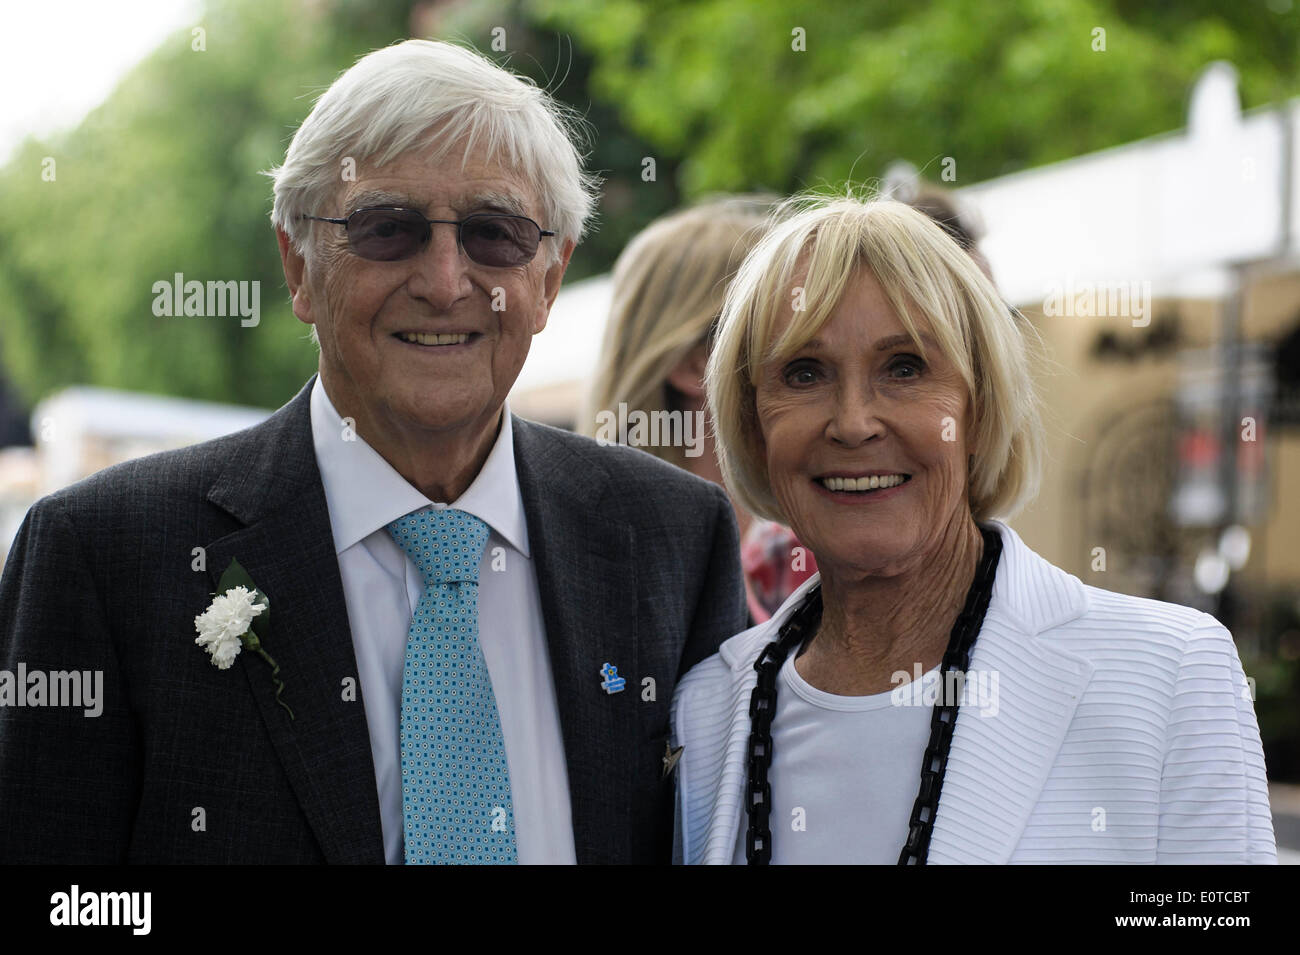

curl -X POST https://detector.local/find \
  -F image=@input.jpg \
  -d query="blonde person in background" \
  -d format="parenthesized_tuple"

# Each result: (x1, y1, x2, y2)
(582, 197, 817, 624)
(670, 193, 1275, 865)
(888, 175, 996, 284)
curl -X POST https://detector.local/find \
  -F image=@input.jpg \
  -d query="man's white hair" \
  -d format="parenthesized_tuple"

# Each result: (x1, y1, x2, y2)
(267, 39, 600, 263)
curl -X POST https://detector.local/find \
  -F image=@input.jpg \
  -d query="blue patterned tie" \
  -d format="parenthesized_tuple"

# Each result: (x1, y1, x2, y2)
(386, 507, 517, 864)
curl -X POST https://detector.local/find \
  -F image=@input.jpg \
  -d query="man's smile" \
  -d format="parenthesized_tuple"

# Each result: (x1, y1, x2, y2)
(391, 330, 483, 349)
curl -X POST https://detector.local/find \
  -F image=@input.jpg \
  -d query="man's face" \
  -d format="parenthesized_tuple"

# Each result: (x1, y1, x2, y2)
(283, 140, 573, 444)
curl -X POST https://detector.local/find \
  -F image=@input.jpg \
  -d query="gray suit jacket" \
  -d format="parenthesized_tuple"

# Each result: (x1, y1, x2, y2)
(0, 376, 746, 863)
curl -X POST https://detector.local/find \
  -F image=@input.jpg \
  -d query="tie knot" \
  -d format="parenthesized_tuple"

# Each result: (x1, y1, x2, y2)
(386, 508, 489, 585)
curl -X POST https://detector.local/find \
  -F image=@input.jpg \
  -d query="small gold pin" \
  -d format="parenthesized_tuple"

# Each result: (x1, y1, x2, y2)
(662, 741, 684, 779)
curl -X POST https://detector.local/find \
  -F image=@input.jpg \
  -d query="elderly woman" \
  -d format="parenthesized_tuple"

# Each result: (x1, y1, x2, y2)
(670, 195, 1276, 864)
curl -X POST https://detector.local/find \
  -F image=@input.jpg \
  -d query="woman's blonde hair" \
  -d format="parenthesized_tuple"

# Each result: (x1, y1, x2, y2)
(580, 196, 774, 468)
(706, 192, 1045, 523)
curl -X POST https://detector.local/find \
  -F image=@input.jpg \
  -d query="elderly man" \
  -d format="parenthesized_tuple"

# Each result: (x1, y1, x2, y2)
(0, 40, 745, 864)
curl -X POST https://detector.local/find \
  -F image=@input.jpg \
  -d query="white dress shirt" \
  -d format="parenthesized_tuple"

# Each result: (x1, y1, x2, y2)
(309, 376, 576, 864)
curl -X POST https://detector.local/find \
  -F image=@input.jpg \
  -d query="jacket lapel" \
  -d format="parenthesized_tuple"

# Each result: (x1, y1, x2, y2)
(512, 418, 639, 865)
(702, 665, 759, 864)
(697, 580, 820, 865)
(204, 377, 385, 864)
(926, 520, 1094, 863)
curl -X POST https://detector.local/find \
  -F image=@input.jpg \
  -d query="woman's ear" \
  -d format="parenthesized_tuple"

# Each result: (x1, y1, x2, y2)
(666, 341, 709, 400)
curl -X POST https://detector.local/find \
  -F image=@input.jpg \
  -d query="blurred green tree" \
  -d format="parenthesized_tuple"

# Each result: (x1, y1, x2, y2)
(529, 0, 1300, 192)
(0, 0, 415, 409)
(0, 0, 676, 409)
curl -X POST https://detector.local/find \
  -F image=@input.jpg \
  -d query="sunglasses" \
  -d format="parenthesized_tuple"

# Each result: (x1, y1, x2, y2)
(301, 207, 555, 267)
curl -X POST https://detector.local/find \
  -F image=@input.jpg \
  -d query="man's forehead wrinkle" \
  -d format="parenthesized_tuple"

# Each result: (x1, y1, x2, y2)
(453, 192, 529, 217)
(343, 188, 414, 210)
(340, 183, 532, 219)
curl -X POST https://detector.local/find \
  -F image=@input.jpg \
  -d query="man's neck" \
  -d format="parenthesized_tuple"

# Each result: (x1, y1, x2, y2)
(320, 375, 502, 503)
(381, 413, 502, 503)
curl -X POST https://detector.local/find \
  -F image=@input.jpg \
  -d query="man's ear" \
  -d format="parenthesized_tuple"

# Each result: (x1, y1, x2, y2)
(276, 227, 314, 326)
(666, 341, 709, 400)
(534, 238, 576, 334)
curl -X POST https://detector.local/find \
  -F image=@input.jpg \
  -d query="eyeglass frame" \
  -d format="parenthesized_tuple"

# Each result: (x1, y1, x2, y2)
(299, 206, 556, 265)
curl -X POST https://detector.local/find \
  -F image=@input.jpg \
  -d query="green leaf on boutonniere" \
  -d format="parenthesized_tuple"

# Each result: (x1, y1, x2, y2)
(216, 556, 271, 645)
(213, 556, 291, 721)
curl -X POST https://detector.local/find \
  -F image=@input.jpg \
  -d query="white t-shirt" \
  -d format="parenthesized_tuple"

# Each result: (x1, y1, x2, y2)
(731, 652, 938, 864)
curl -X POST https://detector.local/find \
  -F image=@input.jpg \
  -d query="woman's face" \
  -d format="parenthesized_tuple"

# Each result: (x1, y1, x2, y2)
(755, 267, 975, 579)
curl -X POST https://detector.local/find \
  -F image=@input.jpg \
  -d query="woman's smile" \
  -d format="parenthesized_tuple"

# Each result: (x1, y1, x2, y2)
(812, 472, 913, 502)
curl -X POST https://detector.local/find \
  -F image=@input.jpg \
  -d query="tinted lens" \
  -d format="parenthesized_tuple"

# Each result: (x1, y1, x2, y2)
(460, 214, 539, 267)
(346, 209, 428, 261)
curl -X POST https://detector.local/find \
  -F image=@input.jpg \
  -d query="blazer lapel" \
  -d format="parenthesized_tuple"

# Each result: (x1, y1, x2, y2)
(696, 579, 820, 865)
(512, 418, 639, 865)
(703, 665, 759, 864)
(204, 377, 385, 864)
(927, 521, 1095, 864)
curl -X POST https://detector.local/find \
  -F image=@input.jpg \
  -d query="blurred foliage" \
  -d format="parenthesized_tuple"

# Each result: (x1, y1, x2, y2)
(530, 0, 1300, 192)
(1248, 591, 1300, 780)
(0, 0, 679, 409)
(0, 0, 1297, 408)
(1252, 653, 1300, 780)
(426, 0, 685, 285)
(0, 0, 419, 409)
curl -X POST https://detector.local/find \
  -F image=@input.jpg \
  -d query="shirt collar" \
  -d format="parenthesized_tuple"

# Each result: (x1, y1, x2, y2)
(309, 374, 531, 558)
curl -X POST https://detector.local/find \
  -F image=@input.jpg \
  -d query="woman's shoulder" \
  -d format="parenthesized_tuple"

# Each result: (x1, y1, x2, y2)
(673, 574, 823, 724)
(994, 521, 1230, 652)
(681, 574, 821, 696)
(1072, 580, 1230, 645)
(1035, 577, 1244, 705)
(674, 625, 769, 701)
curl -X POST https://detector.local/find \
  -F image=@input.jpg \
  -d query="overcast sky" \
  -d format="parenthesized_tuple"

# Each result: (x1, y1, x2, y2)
(1, 0, 202, 164)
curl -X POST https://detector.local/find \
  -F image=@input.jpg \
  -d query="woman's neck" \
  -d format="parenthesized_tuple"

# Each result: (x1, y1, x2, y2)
(794, 517, 984, 696)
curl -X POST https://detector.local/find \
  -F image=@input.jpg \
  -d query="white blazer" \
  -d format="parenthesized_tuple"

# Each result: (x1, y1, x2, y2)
(670, 520, 1276, 864)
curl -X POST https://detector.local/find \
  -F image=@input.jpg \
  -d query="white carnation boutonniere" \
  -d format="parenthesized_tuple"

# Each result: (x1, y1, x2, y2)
(195, 557, 294, 720)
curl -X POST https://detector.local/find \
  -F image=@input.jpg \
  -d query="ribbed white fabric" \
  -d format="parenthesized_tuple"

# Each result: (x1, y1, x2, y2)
(670, 521, 1276, 865)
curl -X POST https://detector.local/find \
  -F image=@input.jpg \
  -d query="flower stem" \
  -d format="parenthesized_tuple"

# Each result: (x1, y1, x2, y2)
(254, 647, 295, 721)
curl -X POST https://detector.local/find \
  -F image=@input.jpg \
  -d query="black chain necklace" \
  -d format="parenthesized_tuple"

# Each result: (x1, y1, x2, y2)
(744, 525, 1002, 865)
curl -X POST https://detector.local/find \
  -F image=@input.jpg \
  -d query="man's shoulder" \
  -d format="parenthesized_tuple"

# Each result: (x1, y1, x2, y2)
(40, 391, 302, 519)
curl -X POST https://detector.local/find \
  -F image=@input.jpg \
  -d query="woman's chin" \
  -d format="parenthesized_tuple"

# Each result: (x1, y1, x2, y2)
(814, 539, 920, 579)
